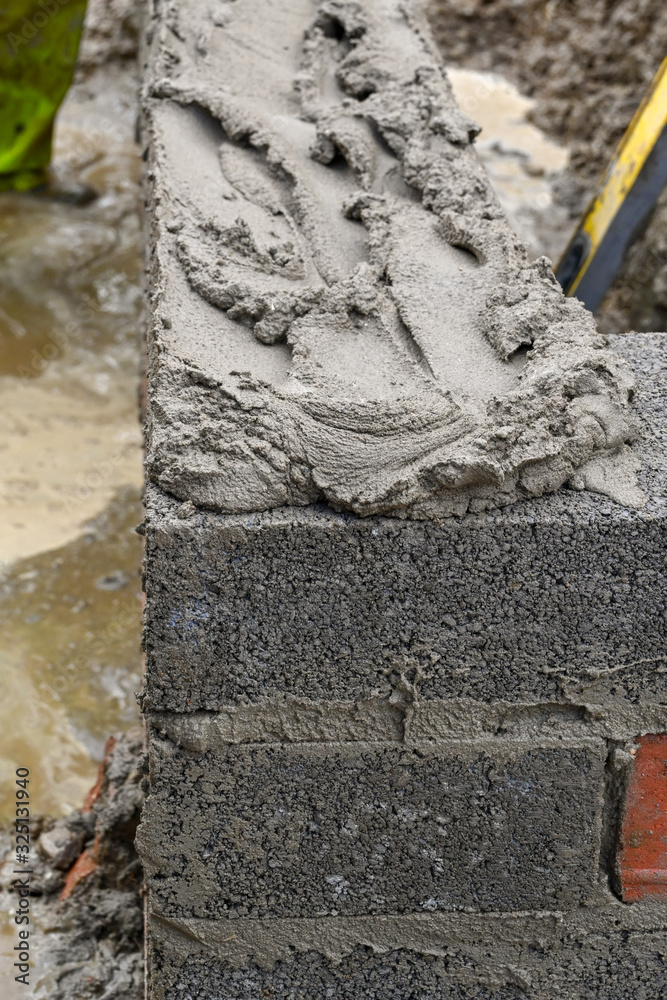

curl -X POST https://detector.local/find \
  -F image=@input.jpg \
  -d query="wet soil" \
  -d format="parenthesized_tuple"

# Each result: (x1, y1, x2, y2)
(0, 490, 143, 822)
(0, 732, 144, 999)
(0, 1, 145, 995)
(429, 0, 667, 334)
(0, 13, 144, 818)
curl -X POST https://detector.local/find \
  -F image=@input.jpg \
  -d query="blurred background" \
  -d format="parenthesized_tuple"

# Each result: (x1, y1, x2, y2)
(0, 0, 143, 825)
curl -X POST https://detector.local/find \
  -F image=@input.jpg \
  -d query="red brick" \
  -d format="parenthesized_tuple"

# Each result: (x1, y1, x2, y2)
(618, 734, 667, 901)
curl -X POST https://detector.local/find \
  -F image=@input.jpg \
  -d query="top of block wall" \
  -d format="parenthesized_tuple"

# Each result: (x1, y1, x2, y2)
(141, 0, 639, 521)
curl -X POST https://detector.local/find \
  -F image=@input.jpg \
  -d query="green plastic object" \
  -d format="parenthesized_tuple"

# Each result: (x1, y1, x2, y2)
(0, 0, 87, 191)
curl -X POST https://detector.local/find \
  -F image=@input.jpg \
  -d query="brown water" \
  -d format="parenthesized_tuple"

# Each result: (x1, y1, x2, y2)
(0, 62, 144, 823)
(0, 489, 143, 818)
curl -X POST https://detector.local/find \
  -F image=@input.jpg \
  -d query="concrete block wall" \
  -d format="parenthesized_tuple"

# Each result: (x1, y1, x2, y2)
(138, 332, 667, 998)
(137, 0, 667, 995)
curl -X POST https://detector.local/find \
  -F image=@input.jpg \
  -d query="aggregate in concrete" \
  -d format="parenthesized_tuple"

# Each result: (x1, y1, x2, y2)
(138, 733, 605, 920)
(153, 937, 667, 1000)
(147, 906, 667, 1000)
(142, 333, 667, 716)
(143, 489, 667, 710)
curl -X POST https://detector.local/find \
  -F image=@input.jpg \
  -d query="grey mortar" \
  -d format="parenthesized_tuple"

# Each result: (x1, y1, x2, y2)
(140, 0, 639, 520)
(148, 698, 667, 749)
(141, 334, 667, 719)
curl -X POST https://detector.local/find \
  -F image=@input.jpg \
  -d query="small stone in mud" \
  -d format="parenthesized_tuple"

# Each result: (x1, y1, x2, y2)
(31, 179, 99, 206)
(95, 570, 130, 590)
(38, 823, 87, 871)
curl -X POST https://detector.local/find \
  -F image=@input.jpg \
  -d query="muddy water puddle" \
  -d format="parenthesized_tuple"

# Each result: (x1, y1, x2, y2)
(0, 489, 143, 818)
(0, 63, 144, 823)
(448, 68, 572, 260)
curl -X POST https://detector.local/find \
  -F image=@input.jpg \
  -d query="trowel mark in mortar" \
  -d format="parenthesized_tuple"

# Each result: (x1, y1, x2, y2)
(167, 98, 369, 339)
(303, 23, 446, 382)
(301, 19, 420, 200)
(163, 96, 442, 398)
(294, 10, 521, 399)
(168, 25, 498, 401)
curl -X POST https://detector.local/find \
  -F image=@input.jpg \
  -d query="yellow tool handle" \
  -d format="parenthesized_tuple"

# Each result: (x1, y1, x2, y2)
(556, 56, 667, 311)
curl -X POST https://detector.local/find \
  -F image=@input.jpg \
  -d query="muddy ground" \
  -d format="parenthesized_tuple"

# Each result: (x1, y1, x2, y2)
(0, 1, 145, 997)
(429, 0, 667, 333)
(0, 0, 144, 798)
(1, 732, 144, 999)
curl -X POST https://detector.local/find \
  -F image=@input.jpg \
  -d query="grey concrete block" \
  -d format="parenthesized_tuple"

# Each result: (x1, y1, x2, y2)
(143, 331, 667, 716)
(158, 952, 524, 1000)
(138, 734, 605, 920)
(146, 906, 667, 1000)
(152, 937, 667, 1000)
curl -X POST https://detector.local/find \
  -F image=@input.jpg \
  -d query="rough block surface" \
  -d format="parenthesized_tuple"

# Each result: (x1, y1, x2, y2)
(147, 907, 667, 1000)
(139, 734, 605, 919)
(154, 937, 667, 1000)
